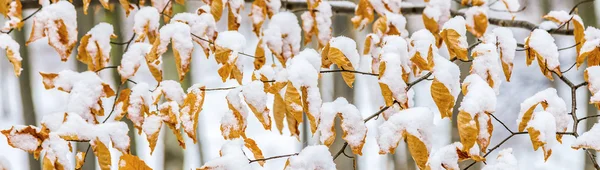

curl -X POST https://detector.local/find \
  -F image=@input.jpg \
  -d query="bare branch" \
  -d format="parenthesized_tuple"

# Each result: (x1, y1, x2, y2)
(248, 153, 299, 163)
(320, 69, 378, 76)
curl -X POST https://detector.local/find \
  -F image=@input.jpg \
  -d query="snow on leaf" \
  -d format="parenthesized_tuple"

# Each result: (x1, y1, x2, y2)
(153, 80, 186, 106)
(318, 97, 367, 155)
(573, 15, 585, 65)
(181, 84, 206, 143)
(152, 0, 173, 22)
(119, 0, 135, 16)
(516, 88, 569, 142)
(368, 0, 401, 15)
(431, 55, 460, 119)
(351, 0, 374, 30)
(91, 138, 111, 170)
(159, 101, 185, 149)
(578, 27, 600, 68)
(460, 0, 486, 6)
(150, 22, 194, 81)
(378, 53, 408, 108)
(481, 148, 518, 170)
(526, 111, 556, 161)
(142, 113, 162, 154)
(492, 27, 517, 81)
(464, 6, 488, 38)
(377, 107, 433, 169)
(133, 7, 160, 43)
(1, 0, 23, 32)
(221, 87, 248, 139)
(284, 81, 303, 123)
(422, 0, 451, 47)
(0, 33, 21, 76)
(323, 36, 360, 88)
(171, 12, 218, 57)
(572, 123, 600, 151)
(1, 125, 46, 159)
(264, 12, 301, 66)
(458, 74, 496, 154)
(118, 43, 153, 82)
(227, 0, 244, 31)
(26, 1, 77, 61)
(75, 151, 85, 170)
(115, 83, 152, 134)
(525, 29, 561, 80)
(273, 88, 287, 134)
(286, 49, 322, 133)
(42, 134, 73, 170)
(470, 40, 502, 94)
(285, 145, 336, 170)
(209, 0, 224, 21)
(426, 142, 463, 170)
(243, 81, 272, 130)
(119, 154, 153, 170)
(409, 29, 437, 73)
(372, 12, 407, 37)
(77, 23, 116, 72)
(440, 16, 468, 61)
(244, 138, 265, 166)
(249, 0, 268, 36)
(199, 139, 252, 169)
(215, 31, 246, 84)
(300, 0, 332, 48)
(542, 10, 572, 24)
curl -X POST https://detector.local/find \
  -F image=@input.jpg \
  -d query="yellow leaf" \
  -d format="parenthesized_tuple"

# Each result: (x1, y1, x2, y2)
(285, 107, 300, 139)
(457, 111, 478, 152)
(431, 78, 455, 119)
(527, 127, 552, 161)
(173, 42, 192, 81)
(75, 152, 85, 170)
(119, 0, 135, 16)
(91, 138, 111, 170)
(405, 133, 429, 170)
(210, 0, 223, 21)
(301, 86, 317, 134)
(422, 14, 439, 36)
(285, 82, 303, 123)
(321, 43, 332, 68)
(467, 12, 488, 38)
(573, 16, 585, 68)
(350, 0, 374, 30)
(0, 0, 9, 17)
(230, 61, 244, 84)
(372, 16, 387, 36)
(518, 103, 538, 132)
(217, 63, 232, 82)
(144, 114, 163, 154)
(410, 45, 435, 71)
(254, 39, 266, 70)
(475, 113, 493, 152)
(244, 138, 266, 166)
(1, 126, 46, 159)
(181, 87, 205, 143)
(249, 0, 267, 36)
(4, 44, 22, 77)
(440, 29, 468, 61)
(159, 102, 186, 149)
(145, 39, 163, 82)
(214, 45, 232, 65)
(328, 47, 356, 88)
(54, 19, 75, 61)
(273, 92, 287, 134)
(118, 154, 153, 170)
(227, 6, 240, 31)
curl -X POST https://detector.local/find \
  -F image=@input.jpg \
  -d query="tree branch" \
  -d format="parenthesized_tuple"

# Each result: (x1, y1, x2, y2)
(248, 153, 299, 163)
(320, 69, 378, 76)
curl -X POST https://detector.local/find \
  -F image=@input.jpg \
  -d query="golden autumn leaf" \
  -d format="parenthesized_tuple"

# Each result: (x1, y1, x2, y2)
(461, 0, 485, 6)
(300, 86, 317, 134)
(75, 152, 85, 170)
(524, 30, 562, 80)
(285, 108, 300, 139)
(0, 0, 9, 16)
(457, 111, 478, 152)
(181, 86, 205, 143)
(144, 114, 163, 154)
(249, 0, 267, 36)
(351, 0, 374, 30)
(1, 126, 46, 159)
(422, 14, 439, 36)
(410, 45, 435, 71)
(476, 113, 493, 152)
(527, 127, 552, 161)
(91, 138, 111, 170)
(172, 42, 193, 81)
(254, 39, 266, 70)
(467, 12, 488, 38)
(573, 16, 585, 68)
(405, 133, 429, 170)
(518, 103, 538, 132)
(118, 154, 153, 170)
(119, 0, 135, 16)
(320, 43, 332, 68)
(431, 78, 455, 119)
(273, 92, 287, 134)
(227, 6, 240, 31)
(285, 82, 303, 122)
(210, 0, 224, 21)
(441, 29, 468, 61)
(244, 138, 266, 166)
(159, 102, 185, 149)
(327, 46, 356, 88)
(1, 34, 22, 76)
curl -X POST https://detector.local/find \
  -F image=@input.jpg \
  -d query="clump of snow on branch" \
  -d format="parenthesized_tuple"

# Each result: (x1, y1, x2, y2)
(572, 123, 600, 151)
(199, 139, 251, 169)
(481, 148, 518, 170)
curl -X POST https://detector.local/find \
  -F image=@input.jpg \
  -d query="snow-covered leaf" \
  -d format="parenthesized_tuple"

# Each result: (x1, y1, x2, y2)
(516, 88, 569, 142)
(301, 0, 332, 48)
(221, 87, 248, 139)
(351, 0, 374, 30)
(319, 97, 366, 155)
(458, 74, 496, 154)
(526, 111, 556, 161)
(199, 139, 251, 169)
(242, 81, 272, 130)
(181, 84, 206, 143)
(465, 6, 488, 38)
(26, 1, 77, 61)
(264, 12, 301, 66)
(578, 27, 600, 68)
(409, 29, 436, 73)
(525, 29, 561, 80)
(492, 27, 517, 81)
(0, 33, 21, 76)
(118, 43, 152, 82)
(215, 31, 246, 84)
(440, 16, 468, 61)
(118, 154, 152, 170)
(572, 123, 600, 151)
(133, 7, 160, 43)
(77, 23, 116, 72)
(431, 56, 460, 119)
(322, 36, 360, 88)
(481, 148, 518, 170)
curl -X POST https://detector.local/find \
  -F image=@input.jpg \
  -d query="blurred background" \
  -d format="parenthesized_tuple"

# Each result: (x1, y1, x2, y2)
(0, 0, 599, 169)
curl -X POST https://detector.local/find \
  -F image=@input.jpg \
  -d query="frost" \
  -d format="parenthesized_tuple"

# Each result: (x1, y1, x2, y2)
(285, 145, 336, 170)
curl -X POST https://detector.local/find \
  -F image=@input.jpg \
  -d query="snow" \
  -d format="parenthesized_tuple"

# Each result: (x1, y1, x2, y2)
(572, 123, 600, 150)
(1, 126, 42, 152)
(29, 1, 77, 59)
(385, 12, 408, 37)
(0, 33, 21, 75)
(580, 27, 600, 57)
(432, 55, 461, 98)
(409, 29, 437, 65)
(464, 6, 487, 33)
(294, 48, 321, 71)
(42, 134, 73, 170)
(482, 148, 518, 170)
(378, 53, 408, 105)
(381, 35, 411, 74)
(133, 7, 160, 42)
(264, 12, 301, 62)
(170, 12, 218, 44)
(544, 10, 571, 23)
(41, 112, 131, 152)
(525, 111, 557, 155)
(199, 139, 251, 169)
(471, 42, 502, 93)
(221, 87, 248, 137)
(516, 88, 569, 134)
(1, 0, 22, 32)
(311, 1, 333, 45)
(329, 36, 360, 69)
(441, 16, 468, 49)
(369, 0, 402, 14)
(538, 21, 559, 30)
(492, 27, 517, 77)
(285, 145, 336, 170)
(587, 66, 600, 103)
(526, 29, 560, 70)
(127, 82, 152, 130)
(423, 0, 451, 26)
(84, 22, 114, 69)
(142, 115, 163, 139)
(118, 43, 153, 80)
(154, 80, 186, 105)
(242, 81, 270, 128)
(157, 22, 194, 75)
(459, 74, 496, 114)
(266, 0, 281, 15)
(426, 142, 460, 170)
(377, 107, 434, 154)
(215, 31, 247, 54)
(286, 51, 320, 88)
(254, 65, 275, 81)
(318, 97, 366, 152)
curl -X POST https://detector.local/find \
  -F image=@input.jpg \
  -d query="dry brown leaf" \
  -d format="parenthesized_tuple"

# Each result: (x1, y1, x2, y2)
(351, 0, 374, 30)
(118, 154, 153, 170)
(2, 35, 22, 76)
(405, 133, 429, 170)
(441, 29, 468, 61)
(254, 39, 266, 70)
(244, 138, 266, 166)
(91, 138, 111, 170)
(327, 46, 356, 88)
(431, 78, 455, 119)
(321, 43, 332, 68)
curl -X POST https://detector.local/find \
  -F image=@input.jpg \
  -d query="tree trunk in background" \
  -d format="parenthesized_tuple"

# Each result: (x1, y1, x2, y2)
(15, 14, 41, 170)
(330, 14, 356, 170)
(75, 8, 97, 170)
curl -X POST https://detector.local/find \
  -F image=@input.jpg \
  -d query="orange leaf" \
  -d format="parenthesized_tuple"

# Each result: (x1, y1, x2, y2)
(430, 78, 455, 119)
(91, 138, 111, 170)
(118, 154, 153, 170)
(244, 138, 265, 166)
(350, 0, 374, 30)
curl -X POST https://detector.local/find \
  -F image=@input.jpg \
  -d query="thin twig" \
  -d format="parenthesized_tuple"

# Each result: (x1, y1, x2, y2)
(0, 7, 42, 34)
(248, 153, 299, 163)
(320, 70, 378, 76)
